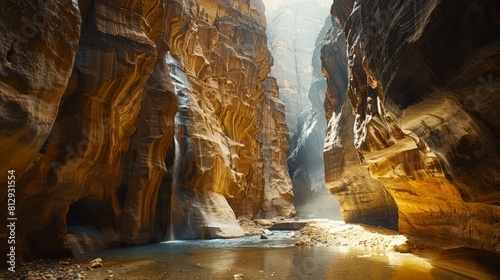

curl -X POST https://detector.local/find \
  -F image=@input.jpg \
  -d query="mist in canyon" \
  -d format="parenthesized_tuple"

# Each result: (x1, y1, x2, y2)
(264, 0, 343, 220)
(0, 0, 499, 279)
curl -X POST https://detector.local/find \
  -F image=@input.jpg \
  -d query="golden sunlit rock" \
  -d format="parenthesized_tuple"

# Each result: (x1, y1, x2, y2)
(325, 0, 500, 251)
(166, 0, 293, 238)
(0, 0, 293, 260)
(1, 0, 498, 270)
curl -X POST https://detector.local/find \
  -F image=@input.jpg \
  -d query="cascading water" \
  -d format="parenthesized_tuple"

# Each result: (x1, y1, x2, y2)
(166, 51, 191, 240)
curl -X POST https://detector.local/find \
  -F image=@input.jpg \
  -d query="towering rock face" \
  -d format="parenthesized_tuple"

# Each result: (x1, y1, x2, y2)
(258, 77, 295, 219)
(324, 0, 500, 249)
(2, 0, 176, 260)
(0, 0, 81, 185)
(287, 17, 342, 219)
(322, 14, 399, 229)
(165, 0, 294, 238)
(0, 0, 293, 260)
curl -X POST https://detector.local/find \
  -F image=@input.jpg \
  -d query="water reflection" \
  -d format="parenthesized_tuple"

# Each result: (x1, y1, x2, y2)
(80, 234, 469, 279)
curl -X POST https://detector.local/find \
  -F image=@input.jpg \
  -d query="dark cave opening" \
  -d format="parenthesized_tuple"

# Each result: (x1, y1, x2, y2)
(65, 198, 107, 254)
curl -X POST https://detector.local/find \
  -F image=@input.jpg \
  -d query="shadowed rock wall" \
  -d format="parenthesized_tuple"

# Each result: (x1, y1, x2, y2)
(324, 0, 500, 249)
(322, 13, 399, 229)
(1, 0, 176, 260)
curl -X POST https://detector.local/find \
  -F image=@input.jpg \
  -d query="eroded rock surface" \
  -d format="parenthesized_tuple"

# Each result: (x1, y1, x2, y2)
(2, 0, 174, 260)
(166, 0, 294, 238)
(322, 14, 399, 229)
(257, 77, 295, 218)
(0, 0, 81, 184)
(0, 0, 293, 260)
(324, 0, 500, 250)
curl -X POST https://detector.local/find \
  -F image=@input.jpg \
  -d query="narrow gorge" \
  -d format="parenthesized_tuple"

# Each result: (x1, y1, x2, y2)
(266, 0, 342, 219)
(0, 0, 499, 278)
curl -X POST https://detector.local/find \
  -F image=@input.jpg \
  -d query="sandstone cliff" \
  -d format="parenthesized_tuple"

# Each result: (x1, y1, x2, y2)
(165, 0, 294, 238)
(324, 0, 500, 250)
(322, 12, 399, 229)
(0, 0, 293, 260)
(257, 77, 295, 218)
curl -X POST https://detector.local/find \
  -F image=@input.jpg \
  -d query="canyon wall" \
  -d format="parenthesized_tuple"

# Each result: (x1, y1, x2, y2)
(2, 0, 499, 263)
(322, 12, 399, 229)
(0, 0, 293, 260)
(166, 0, 294, 238)
(324, 0, 500, 249)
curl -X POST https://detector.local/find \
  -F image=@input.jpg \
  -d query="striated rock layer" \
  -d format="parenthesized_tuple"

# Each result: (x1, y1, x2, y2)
(165, 0, 294, 238)
(324, 0, 500, 250)
(257, 77, 295, 219)
(0, 0, 293, 260)
(1, 0, 176, 260)
(322, 14, 399, 229)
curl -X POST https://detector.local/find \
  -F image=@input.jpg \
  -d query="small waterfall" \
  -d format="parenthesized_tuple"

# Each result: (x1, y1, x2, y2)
(166, 51, 191, 241)
(67, 225, 103, 254)
(168, 133, 180, 241)
(67, 234, 84, 254)
(67, 233, 97, 254)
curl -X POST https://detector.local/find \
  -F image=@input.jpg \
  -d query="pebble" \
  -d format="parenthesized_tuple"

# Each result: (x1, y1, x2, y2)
(0, 258, 87, 280)
(89, 258, 103, 268)
(233, 273, 244, 278)
(295, 240, 307, 246)
(394, 244, 412, 253)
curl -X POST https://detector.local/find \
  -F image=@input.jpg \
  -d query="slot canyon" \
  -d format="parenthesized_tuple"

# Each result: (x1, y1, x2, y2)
(1, 0, 499, 279)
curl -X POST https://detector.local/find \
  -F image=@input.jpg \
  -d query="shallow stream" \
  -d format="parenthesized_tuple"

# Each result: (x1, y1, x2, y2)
(80, 231, 468, 279)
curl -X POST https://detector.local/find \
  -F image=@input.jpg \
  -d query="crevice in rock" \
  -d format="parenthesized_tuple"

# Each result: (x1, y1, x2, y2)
(6, 42, 14, 63)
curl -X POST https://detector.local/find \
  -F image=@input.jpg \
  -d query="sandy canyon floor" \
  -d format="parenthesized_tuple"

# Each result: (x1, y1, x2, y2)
(2, 219, 498, 280)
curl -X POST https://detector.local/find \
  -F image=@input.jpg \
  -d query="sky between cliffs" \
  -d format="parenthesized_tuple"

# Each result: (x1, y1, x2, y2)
(262, 0, 332, 18)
